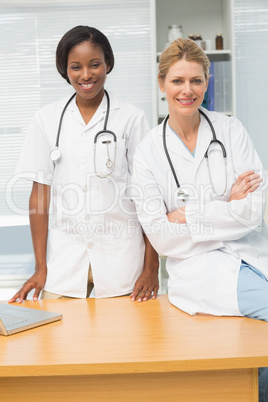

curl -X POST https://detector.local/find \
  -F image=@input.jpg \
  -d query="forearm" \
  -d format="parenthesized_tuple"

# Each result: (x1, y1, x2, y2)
(186, 195, 264, 243)
(130, 232, 159, 302)
(143, 233, 159, 272)
(9, 182, 51, 303)
(29, 182, 50, 272)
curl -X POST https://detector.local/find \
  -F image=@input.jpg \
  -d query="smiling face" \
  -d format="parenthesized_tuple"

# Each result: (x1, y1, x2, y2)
(67, 40, 110, 105)
(159, 57, 208, 119)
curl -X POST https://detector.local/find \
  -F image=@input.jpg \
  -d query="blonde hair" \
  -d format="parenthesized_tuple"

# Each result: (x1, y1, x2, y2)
(158, 38, 210, 82)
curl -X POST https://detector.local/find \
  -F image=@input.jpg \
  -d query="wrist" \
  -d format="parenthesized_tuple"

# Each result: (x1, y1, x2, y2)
(143, 260, 159, 272)
(35, 263, 47, 273)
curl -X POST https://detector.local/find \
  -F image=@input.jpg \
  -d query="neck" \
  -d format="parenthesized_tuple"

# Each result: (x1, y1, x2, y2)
(75, 89, 105, 125)
(168, 110, 200, 141)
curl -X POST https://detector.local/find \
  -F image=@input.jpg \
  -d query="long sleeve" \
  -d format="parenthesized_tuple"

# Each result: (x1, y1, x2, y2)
(132, 145, 223, 258)
(186, 117, 267, 243)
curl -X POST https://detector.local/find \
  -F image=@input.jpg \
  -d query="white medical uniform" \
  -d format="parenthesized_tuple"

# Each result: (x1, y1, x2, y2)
(132, 108, 268, 316)
(17, 91, 149, 298)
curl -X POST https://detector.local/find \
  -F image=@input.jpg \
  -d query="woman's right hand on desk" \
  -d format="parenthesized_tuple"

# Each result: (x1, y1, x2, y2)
(228, 171, 262, 202)
(8, 268, 47, 304)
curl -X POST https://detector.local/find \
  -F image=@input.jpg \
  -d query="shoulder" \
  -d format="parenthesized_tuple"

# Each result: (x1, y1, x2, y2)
(199, 107, 231, 125)
(34, 95, 73, 121)
(200, 107, 243, 128)
(199, 107, 246, 138)
(136, 124, 161, 153)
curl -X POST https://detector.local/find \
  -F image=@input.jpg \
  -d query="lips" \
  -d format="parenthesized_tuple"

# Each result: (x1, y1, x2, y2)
(178, 98, 196, 105)
(79, 82, 95, 89)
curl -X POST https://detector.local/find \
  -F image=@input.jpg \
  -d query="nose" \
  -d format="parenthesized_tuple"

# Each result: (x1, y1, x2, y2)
(81, 67, 92, 81)
(182, 81, 193, 95)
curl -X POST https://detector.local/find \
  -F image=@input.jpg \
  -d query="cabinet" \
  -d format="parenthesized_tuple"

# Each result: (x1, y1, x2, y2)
(155, 0, 235, 119)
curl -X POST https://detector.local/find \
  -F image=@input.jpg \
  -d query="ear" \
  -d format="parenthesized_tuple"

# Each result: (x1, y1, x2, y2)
(106, 64, 111, 74)
(158, 76, 165, 93)
(205, 78, 209, 92)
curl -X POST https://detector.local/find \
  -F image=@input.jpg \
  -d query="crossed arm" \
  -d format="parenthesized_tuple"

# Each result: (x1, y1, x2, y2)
(167, 171, 263, 224)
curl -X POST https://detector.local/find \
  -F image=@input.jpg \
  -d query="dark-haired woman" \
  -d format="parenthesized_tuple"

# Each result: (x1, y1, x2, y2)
(10, 26, 158, 303)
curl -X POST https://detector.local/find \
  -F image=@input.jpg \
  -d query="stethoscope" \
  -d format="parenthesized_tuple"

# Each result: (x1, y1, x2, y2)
(163, 109, 227, 202)
(49, 90, 117, 178)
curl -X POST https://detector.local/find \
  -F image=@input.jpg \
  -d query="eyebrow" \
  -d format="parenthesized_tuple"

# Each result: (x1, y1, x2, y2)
(170, 75, 203, 79)
(68, 58, 102, 64)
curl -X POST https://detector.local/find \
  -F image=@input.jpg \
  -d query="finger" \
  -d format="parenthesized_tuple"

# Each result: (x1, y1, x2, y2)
(246, 182, 261, 195)
(8, 291, 21, 303)
(237, 171, 255, 183)
(33, 287, 42, 302)
(243, 173, 260, 186)
(142, 289, 153, 302)
(138, 289, 148, 302)
(151, 286, 159, 300)
(18, 284, 34, 304)
(249, 177, 262, 188)
(244, 177, 262, 192)
(130, 286, 142, 302)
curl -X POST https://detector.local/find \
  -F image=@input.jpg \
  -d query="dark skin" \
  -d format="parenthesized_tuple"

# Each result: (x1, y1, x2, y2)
(9, 40, 159, 303)
(9, 182, 50, 303)
(130, 234, 159, 302)
(9, 182, 159, 303)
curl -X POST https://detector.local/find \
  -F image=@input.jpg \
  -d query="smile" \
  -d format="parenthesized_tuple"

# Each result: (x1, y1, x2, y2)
(80, 82, 95, 88)
(178, 98, 196, 105)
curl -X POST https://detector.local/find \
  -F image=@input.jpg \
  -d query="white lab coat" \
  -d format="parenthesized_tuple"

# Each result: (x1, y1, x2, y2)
(16, 91, 150, 298)
(132, 108, 268, 316)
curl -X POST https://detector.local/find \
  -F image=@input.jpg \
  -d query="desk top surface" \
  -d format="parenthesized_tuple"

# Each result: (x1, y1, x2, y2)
(1, 295, 268, 377)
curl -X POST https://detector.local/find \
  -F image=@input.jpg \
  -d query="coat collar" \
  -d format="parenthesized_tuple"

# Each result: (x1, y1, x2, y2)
(64, 90, 120, 129)
(159, 109, 216, 168)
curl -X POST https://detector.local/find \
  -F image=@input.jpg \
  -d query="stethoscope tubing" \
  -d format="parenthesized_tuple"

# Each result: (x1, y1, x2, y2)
(50, 90, 117, 178)
(55, 92, 76, 148)
(162, 109, 227, 199)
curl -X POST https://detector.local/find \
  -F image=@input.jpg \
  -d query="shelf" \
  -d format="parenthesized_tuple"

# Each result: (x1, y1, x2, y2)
(205, 49, 231, 55)
(157, 49, 231, 63)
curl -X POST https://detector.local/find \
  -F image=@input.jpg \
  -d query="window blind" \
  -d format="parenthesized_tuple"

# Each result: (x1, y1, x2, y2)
(0, 0, 155, 219)
(234, 0, 268, 169)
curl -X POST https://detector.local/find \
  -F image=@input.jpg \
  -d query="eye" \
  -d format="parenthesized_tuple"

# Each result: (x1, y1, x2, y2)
(192, 79, 202, 84)
(90, 62, 101, 69)
(172, 79, 183, 84)
(69, 65, 80, 71)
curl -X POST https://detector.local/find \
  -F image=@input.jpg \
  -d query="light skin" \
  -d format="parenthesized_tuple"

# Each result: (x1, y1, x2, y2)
(9, 40, 159, 303)
(158, 58, 262, 225)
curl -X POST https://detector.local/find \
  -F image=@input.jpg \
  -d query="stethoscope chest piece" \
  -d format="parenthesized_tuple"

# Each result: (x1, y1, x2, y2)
(50, 147, 61, 163)
(162, 109, 227, 201)
(94, 130, 117, 178)
(49, 90, 117, 178)
(177, 189, 189, 202)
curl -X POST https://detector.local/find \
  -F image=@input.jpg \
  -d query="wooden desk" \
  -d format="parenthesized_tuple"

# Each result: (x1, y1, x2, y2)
(1, 295, 268, 402)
